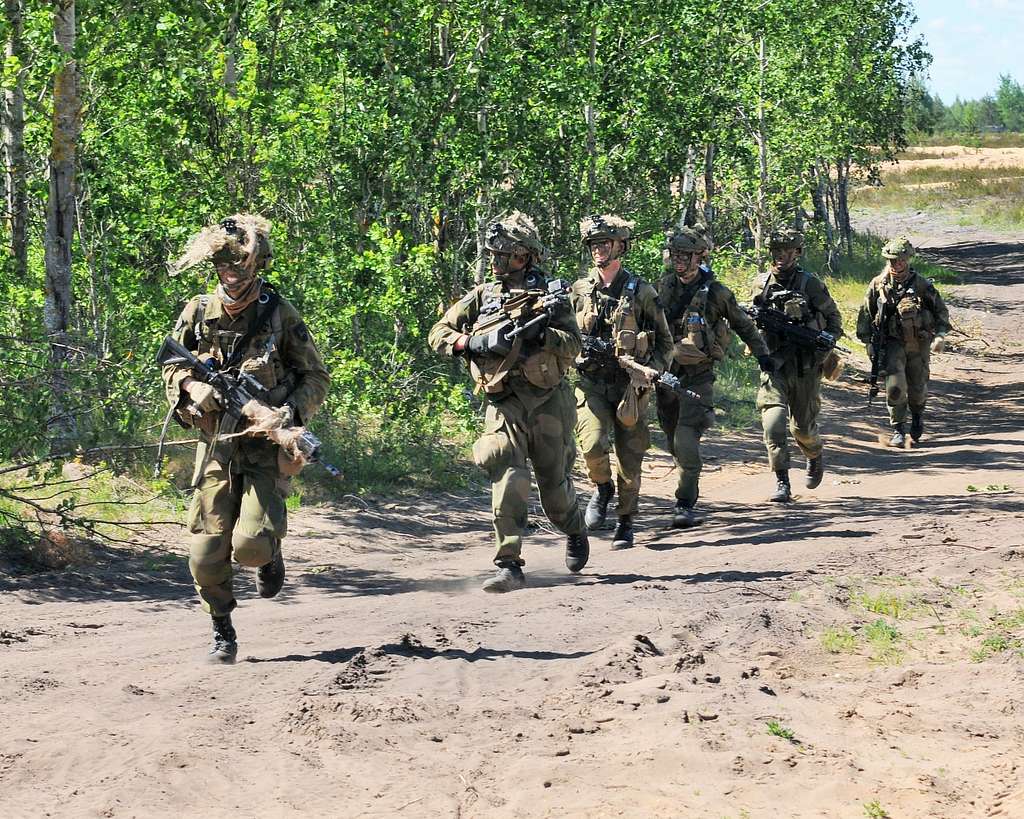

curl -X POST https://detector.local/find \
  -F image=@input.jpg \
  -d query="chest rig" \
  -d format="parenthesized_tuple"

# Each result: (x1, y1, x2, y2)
(668, 274, 728, 367)
(191, 286, 292, 404)
(881, 272, 932, 353)
(579, 272, 652, 363)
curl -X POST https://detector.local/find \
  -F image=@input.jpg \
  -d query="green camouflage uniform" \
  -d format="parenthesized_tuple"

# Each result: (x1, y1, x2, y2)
(163, 290, 330, 616)
(856, 268, 950, 426)
(657, 269, 768, 505)
(428, 268, 586, 566)
(572, 267, 674, 515)
(752, 265, 843, 471)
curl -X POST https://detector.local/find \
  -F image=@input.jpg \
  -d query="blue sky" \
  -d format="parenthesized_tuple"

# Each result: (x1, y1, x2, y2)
(913, 0, 1024, 102)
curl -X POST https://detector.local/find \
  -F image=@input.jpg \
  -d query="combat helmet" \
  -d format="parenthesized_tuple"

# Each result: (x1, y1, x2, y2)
(881, 236, 915, 261)
(767, 227, 805, 251)
(484, 211, 548, 264)
(579, 214, 634, 252)
(169, 214, 273, 276)
(664, 226, 709, 255)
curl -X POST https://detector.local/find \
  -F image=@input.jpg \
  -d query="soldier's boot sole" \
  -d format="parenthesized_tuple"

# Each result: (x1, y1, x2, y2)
(805, 457, 824, 490)
(565, 534, 590, 574)
(257, 550, 286, 599)
(482, 567, 526, 593)
(671, 507, 697, 529)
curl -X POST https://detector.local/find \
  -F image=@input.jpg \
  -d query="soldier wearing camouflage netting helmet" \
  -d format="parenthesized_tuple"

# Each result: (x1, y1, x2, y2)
(856, 236, 950, 447)
(656, 226, 769, 527)
(752, 228, 843, 503)
(571, 214, 673, 549)
(428, 211, 589, 593)
(162, 214, 330, 663)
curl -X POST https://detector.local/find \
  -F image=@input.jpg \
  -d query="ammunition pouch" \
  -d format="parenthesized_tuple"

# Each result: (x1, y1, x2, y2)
(522, 349, 565, 389)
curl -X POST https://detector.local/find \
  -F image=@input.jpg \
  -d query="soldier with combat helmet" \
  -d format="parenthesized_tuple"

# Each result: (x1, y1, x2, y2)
(162, 214, 330, 663)
(572, 214, 673, 549)
(752, 228, 843, 503)
(428, 212, 590, 593)
(856, 236, 950, 446)
(657, 226, 770, 527)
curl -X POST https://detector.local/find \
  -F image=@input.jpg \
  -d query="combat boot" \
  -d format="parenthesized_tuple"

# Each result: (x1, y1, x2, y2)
(611, 515, 634, 550)
(208, 614, 238, 665)
(910, 413, 923, 442)
(585, 482, 614, 530)
(482, 562, 526, 593)
(805, 454, 824, 489)
(888, 424, 906, 448)
(565, 532, 590, 573)
(770, 471, 792, 503)
(672, 501, 696, 529)
(257, 550, 285, 599)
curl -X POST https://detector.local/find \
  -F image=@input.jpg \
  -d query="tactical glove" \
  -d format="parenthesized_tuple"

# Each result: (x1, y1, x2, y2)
(756, 354, 776, 374)
(467, 334, 491, 356)
(241, 400, 293, 433)
(185, 380, 222, 413)
(930, 334, 946, 353)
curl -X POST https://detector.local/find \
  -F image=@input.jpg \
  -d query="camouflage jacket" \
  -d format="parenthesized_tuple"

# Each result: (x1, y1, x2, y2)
(658, 269, 768, 377)
(162, 287, 330, 468)
(856, 268, 951, 345)
(571, 266, 673, 377)
(751, 265, 843, 358)
(428, 268, 581, 409)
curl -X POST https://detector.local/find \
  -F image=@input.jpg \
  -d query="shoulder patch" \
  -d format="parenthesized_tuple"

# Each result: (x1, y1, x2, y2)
(293, 321, 310, 343)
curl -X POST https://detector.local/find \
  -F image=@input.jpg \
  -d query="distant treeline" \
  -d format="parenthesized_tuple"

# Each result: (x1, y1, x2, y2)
(906, 74, 1024, 136)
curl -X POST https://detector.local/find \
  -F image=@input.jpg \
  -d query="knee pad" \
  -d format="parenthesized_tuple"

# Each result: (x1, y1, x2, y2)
(189, 533, 230, 586)
(232, 531, 275, 567)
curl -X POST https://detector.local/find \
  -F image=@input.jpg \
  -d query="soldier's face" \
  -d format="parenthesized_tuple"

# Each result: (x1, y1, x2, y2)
(589, 239, 620, 268)
(671, 251, 701, 282)
(771, 248, 799, 272)
(490, 251, 528, 279)
(215, 262, 254, 294)
(889, 258, 910, 280)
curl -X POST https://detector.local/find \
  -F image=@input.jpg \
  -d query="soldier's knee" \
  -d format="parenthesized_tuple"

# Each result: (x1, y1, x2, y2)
(232, 531, 275, 567)
(189, 534, 230, 586)
(762, 407, 788, 440)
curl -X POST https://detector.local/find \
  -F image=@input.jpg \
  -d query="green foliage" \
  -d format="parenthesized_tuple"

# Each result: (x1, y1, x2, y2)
(765, 720, 797, 742)
(863, 801, 891, 819)
(820, 626, 857, 654)
(0, 0, 931, 508)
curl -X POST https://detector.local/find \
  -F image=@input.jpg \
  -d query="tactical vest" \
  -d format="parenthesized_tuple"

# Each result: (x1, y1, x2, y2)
(191, 292, 294, 405)
(578, 273, 653, 364)
(669, 278, 731, 367)
(757, 270, 825, 332)
(881, 272, 935, 353)
(468, 276, 567, 394)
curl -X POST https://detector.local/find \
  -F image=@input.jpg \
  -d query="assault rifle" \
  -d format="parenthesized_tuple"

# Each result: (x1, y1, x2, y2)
(867, 286, 904, 406)
(742, 302, 850, 355)
(578, 336, 708, 407)
(469, 279, 570, 357)
(156, 336, 341, 477)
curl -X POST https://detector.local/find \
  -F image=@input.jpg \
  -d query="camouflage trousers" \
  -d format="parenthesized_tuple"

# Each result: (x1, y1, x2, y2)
(472, 381, 586, 566)
(575, 375, 650, 516)
(656, 374, 716, 507)
(756, 359, 824, 472)
(187, 457, 289, 616)
(883, 343, 930, 425)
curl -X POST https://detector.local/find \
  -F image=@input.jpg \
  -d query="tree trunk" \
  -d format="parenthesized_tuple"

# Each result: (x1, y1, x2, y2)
(44, 0, 79, 443)
(677, 144, 697, 228)
(703, 142, 716, 238)
(473, 14, 490, 285)
(583, 22, 597, 215)
(836, 157, 853, 256)
(753, 35, 769, 271)
(3, 0, 26, 280)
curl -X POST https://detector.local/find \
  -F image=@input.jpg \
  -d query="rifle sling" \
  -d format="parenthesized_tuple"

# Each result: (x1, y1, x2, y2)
(223, 284, 281, 372)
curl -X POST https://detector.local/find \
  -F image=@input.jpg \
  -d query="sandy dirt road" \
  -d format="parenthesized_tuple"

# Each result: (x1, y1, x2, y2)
(2, 212, 1023, 818)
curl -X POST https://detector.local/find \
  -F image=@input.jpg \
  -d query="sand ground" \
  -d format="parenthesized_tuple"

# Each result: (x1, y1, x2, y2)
(2, 211, 1022, 818)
